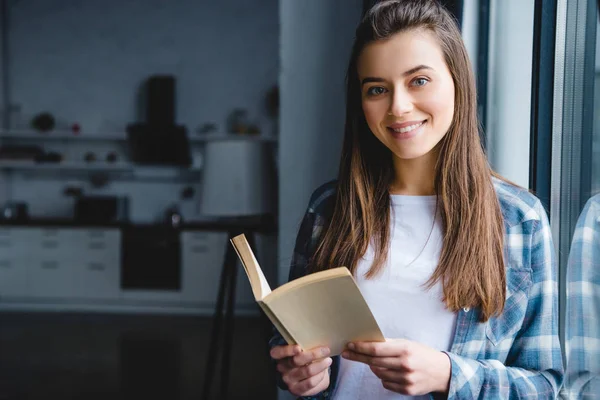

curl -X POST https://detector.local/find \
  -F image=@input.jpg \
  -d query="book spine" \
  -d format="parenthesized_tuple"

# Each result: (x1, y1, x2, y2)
(258, 301, 298, 347)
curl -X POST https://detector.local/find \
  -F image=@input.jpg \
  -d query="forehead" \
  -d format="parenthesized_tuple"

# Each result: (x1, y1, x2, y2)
(357, 29, 447, 77)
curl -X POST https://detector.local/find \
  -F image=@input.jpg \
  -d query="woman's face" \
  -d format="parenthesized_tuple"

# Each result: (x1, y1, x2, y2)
(357, 29, 455, 161)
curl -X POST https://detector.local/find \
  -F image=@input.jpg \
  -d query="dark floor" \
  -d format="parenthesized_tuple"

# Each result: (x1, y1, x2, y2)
(0, 312, 277, 400)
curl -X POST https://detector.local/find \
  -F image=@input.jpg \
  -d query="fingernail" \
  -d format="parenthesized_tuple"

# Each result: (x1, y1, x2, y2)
(326, 357, 333, 366)
(347, 342, 355, 350)
(341, 351, 349, 358)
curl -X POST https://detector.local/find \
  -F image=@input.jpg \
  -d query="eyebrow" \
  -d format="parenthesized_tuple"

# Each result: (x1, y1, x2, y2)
(361, 65, 433, 86)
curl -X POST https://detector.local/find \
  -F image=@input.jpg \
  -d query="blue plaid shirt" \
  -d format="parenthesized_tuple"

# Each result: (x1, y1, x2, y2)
(564, 194, 600, 399)
(270, 178, 564, 399)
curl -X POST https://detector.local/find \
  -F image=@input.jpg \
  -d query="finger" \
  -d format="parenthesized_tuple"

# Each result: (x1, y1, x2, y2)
(291, 368, 328, 396)
(382, 380, 408, 395)
(370, 365, 404, 382)
(270, 345, 302, 360)
(293, 347, 330, 366)
(299, 368, 330, 397)
(347, 339, 407, 357)
(276, 358, 294, 374)
(341, 351, 402, 369)
(288, 357, 332, 382)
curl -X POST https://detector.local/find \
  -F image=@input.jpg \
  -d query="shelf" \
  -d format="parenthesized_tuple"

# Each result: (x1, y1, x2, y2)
(0, 161, 203, 181)
(0, 130, 278, 143)
(0, 161, 132, 171)
(0, 130, 127, 141)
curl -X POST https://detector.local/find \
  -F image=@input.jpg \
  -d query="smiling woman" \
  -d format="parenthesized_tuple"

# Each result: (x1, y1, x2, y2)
(358, 30, 455, 172)
(269, 1, 564, 399)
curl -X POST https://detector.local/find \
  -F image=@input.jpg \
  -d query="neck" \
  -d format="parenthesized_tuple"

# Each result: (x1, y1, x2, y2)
(390, 149, 438, 196)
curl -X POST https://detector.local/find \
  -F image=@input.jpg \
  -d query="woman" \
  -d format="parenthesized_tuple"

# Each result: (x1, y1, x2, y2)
(269, 0, 564, 398)
(565, 193, 600, 398)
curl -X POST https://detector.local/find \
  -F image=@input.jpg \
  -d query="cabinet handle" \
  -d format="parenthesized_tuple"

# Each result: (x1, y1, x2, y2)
(41, 261, 59, 269)
(0, 260, 11, 268)
(88, 242, 107, 250)
(41, 241, 59, 249)
(88, 262, 106, 271)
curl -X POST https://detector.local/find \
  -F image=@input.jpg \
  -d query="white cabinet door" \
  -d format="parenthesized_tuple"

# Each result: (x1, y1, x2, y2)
(14, 227, 122, 300)
(0, 257, 27, 297)
(0, 227, 28, 297)
(28, 258, 75, 298)
(27, 228, 76, 298)
(181, 231, 225, 304)
(72, 229, 121, 299)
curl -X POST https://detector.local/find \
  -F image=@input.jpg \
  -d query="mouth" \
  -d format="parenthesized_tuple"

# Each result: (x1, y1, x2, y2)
(387, 120, 427, 139)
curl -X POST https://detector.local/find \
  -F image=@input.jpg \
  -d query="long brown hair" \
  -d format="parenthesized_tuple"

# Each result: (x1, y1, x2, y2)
(310, 0, 505, 322)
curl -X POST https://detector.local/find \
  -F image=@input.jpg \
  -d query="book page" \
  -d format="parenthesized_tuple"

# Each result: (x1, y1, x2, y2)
(264, 273, 385, 356)
(230, 234, 272, 300)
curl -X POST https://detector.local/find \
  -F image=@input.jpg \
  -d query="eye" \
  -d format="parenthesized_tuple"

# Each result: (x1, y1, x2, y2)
(412, 77, 429, 87)
(366, 86, 387, 97)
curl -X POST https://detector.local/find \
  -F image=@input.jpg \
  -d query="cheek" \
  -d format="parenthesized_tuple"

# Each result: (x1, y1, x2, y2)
(423, 91, 454, 128)
(362, 101, 386, 131)
(429, 98, 454, 123)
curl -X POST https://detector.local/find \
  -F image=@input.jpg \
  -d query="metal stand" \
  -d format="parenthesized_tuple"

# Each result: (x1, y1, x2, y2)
(202, 230, 257, 400)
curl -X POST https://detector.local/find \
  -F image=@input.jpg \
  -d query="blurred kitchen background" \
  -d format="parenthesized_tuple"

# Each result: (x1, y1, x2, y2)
(0, 0, 286, 399)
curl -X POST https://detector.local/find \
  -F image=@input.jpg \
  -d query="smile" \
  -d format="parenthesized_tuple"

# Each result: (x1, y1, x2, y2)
(387, 120, 426, 139)
(390, 121, 425, 133)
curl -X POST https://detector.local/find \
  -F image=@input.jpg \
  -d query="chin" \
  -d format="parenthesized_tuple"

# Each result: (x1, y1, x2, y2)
(390, 147, 432, 160)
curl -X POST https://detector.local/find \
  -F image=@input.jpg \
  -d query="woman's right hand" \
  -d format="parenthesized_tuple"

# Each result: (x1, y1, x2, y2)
(270, 344, 332, 397)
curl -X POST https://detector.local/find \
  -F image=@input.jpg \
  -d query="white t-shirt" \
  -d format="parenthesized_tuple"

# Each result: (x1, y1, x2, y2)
(333, 195, 457, 400)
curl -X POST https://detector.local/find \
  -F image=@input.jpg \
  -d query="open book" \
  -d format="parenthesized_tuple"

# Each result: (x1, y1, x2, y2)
(230, 234, 385, 356)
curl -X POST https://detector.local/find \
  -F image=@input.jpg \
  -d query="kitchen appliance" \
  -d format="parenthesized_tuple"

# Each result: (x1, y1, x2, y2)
(74, 196, 129, 223)
(121, 226, 181, 291)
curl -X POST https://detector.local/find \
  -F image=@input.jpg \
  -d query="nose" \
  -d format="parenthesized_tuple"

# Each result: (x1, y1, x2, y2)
(388, 89, 413, 116)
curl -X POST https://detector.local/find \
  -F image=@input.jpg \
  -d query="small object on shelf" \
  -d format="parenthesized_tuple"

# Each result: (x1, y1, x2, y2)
(197, 123, 218, 134)
(247, 124, 260, 135)
(84, 152, 97, 163)
(63, 185, 83, 197)
(164, 205, 183, 227)
(71, 123, 81, 135)
(34, 151, 63, 163)
(181, 186, 195, 199)
(31, 113, 56, 132)
(106, 152, 118, 163)
(0, 144, 44, 160)
(227, 109, 249, 134)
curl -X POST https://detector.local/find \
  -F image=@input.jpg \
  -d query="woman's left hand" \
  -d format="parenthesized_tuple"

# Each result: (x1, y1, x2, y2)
(341, 338, 451, 396)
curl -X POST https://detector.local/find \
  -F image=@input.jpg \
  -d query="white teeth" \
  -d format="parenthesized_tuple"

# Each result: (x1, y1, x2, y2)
(391, 121, 424, 133)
